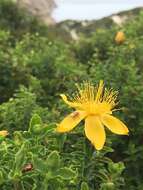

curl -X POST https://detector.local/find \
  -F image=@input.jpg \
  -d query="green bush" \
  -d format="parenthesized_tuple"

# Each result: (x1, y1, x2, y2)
(0, 87, 51, 132)
(0, 0, 143, 189)
(0, 114, 125, 189)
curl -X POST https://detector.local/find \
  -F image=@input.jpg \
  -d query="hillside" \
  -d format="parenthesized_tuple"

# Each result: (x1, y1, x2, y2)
(55, 7, 143, 39)
(17, 0, 56, 25)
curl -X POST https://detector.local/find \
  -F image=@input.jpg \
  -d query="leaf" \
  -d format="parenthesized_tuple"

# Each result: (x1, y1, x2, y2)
(56, 134, 67, 150)
(0, 136, 5, 143)
(56, 167, 76, 180)
(46, 151, 60, 170)
(15, 142, 27, 172)
(100, 182, 115, 190)
(40, 173, 49, 190)
(39, 124, 55, 137)
(81, 182, 90, 190)
(32, 155, 47, 174)
(0, 171, 4, 185)
(29, 114, 43, 133)
(14, 131, 24, 145)
(32, 183, 37, 190)
(108, 162, 125, 175)
(30, 114, 42, 127)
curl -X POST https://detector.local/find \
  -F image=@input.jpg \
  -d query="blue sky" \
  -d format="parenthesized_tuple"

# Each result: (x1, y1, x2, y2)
(53, 0, 143, 22)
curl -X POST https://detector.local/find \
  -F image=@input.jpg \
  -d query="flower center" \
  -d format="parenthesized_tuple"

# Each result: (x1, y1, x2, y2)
(61, 81, 118, 116)
(81, 102, 112, 116)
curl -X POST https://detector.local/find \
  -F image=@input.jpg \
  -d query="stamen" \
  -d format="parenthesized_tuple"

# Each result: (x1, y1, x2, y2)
(95, 80, 104, 103)
(65, 81, 118, 112)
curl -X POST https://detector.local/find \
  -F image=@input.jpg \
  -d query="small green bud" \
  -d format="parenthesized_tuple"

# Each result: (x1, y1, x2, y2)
(29, 114, 43, 134)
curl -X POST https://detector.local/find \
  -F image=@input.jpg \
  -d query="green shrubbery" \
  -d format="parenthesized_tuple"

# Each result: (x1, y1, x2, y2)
(0, 0, 143, 189)
(0, 114, 126, 190)
(72, 22, 143, 189)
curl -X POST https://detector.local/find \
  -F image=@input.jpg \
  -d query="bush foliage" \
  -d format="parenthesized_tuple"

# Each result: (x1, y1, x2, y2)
(0, 1, 143, 189)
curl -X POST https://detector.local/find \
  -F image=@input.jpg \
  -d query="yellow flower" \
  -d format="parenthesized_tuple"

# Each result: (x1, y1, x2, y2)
(115, 31, 125, 44)
(0, 130, 9, 137)
(56, 81, 129, 150)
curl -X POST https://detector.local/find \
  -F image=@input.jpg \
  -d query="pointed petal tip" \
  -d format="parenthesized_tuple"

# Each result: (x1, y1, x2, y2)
(102, 114, 129, 136)
(88, 139, 104, 150)
(60, 94, 67, 100)
(60, 94, 74, 107)
(125, 131, 129, 136)
(56, 126, 64, 133)
(94, 144, 103, 150)
(60, 93, 65, 97)
(56, 123, 65, 133)
(85, 116, 106, 151)
(121, 125, 129, 136)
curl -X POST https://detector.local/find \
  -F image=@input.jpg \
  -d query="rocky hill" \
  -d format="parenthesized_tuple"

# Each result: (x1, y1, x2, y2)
(16, 0, 56, 25)
(56, 7, 143, 40)
(2, 1, 143, 41)
(14, 1, 143, 36)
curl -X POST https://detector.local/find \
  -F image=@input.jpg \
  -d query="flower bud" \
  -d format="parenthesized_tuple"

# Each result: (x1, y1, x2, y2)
(115, 31, 125, 44)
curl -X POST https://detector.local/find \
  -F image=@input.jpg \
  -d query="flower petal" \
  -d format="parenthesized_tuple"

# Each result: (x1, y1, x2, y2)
(0, 130, 9, 137)
(56, 111, 86, 133)
(101, 114, 129, 135)
(60, 94, 81, 108)
(85, 116, 106, 150)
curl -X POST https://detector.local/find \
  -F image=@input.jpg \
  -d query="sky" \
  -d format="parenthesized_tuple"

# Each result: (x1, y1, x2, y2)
(53, 0, 143, 22)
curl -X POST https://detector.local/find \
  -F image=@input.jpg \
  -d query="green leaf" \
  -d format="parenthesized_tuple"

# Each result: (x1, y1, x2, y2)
(39, 124, 54, 137)
(0, 171, 4, 185)
(15, 142, 27, 172)
(29, 114, 43, 134)
(32, 183, 37, 190)
(100, 182, 115, 190)
(81, 182, 90, 190)
(46, 151, 60, 170)
(0, 136, 5, 143)
(40, 173, 49, 190)
(56, 167, 76, 180)
(108, 162, 125, 175)
(32, 155, 47, 174)
(30, 114, 42, 127)
(56, 134, 67, 150)
(14, 131, 24, 145)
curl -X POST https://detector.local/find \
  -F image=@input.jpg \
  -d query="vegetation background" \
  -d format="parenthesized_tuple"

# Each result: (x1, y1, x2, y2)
(0, 0, 143, 189)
